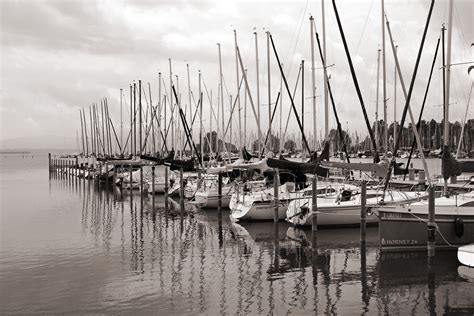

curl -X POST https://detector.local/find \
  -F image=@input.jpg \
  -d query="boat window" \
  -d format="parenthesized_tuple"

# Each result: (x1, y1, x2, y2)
(460, 201, 474, 207)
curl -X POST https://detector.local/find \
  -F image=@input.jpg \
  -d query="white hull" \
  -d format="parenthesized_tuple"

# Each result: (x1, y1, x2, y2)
(230, 183, 311, 221)
(191, 186, 234, 208)
(287, 190, 427, 227)
(458, 244, 474, 267)
(147, 179, 167, 193)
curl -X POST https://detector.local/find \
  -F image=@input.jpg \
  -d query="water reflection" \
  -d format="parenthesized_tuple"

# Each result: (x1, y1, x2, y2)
(67, 176, 474, 314)
(1, 166, 472, 314)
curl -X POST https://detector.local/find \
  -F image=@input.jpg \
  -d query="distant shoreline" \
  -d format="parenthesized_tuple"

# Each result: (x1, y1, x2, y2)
(0, 151, 31, 154)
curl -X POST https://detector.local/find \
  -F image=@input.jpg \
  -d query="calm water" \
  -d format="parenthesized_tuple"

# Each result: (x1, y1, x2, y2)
(1, 154, 473, 314)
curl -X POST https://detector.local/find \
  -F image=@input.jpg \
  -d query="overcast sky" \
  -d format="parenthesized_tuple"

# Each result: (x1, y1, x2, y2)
(0, 0, 472, 150)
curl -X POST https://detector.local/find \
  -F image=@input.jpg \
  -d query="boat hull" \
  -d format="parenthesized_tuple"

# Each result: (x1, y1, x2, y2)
(191, 187, 233, 209)
(378, 204, 474, 250)
(287, 191, 427, 227)
(229, 195, 290, 221)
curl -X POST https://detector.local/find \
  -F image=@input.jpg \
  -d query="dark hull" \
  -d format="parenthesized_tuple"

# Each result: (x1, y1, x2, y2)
(378, 207, 474, 251)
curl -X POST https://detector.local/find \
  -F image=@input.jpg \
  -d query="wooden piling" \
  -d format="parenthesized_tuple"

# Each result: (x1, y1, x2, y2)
(140, 165, 144, 193)
(218, 172, 223, 217)
(113, 165, 117, 189)
(360, 180, 367, 243)
(418, 170, 426, 187)
(164, 166, 169, 211)
(129, 164, 133, 191)
(312, 176, 318, 232)
(427, 185, 435, 257)
(105, 163, 109, 188)
(151, 166, 155, 212)
(197, 168, 202, 190)
(273, 169, 279, 222)
(48, 153, 51, 171)
(179, 168, 184, 214)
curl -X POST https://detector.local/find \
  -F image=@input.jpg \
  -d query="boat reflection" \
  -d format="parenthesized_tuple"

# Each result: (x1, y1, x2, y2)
(72, 176, 473, 315)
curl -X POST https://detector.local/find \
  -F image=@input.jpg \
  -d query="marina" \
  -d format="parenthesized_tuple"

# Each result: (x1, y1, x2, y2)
(1, 0, 474, 313)
(1, 153, 474, 314)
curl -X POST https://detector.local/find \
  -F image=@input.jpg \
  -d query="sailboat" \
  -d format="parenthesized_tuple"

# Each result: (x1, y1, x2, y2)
(377, 0, 474, 250)
(287, 185, 427, 227)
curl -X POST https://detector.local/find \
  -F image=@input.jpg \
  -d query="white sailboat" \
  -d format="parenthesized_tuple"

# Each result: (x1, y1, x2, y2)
(230, 181, 359, 222)
(287, 187, 427, 227)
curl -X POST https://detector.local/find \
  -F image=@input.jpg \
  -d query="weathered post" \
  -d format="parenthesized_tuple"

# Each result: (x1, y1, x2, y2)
(129, 164, 133, 191)
(273, 168, 279, 222)
(218, 172, 223, 217)
(360, 180, 367, 244)
(427, 185, 436, 257)
(48, 153, 51, 171)
(151, 166, 155, 212)
(140, 164, 144, 193)
(197, 168, 202, 190)
(218, 171, 223, 247)
(312, 175, 318, 232)
(97, 162, 101, 188)
(179, 168, 184, 214)
(419, 170, 426, 185)
(164, 166, 169, 211)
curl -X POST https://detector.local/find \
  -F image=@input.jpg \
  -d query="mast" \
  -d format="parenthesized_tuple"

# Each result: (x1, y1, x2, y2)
(393, 46, 398, 147)
(158, 72, 162, 154)
(83, 109, 89, 157)
(375, 49, 381, 150)
(267, 31, 271, 152)
(310, 16, 317, 150)
(301, 59, 305, 149)
(322, 0, 328, 139)
(133, 82, 136, 156)
(234, 30, 242, 150)
(120, 88, 123, 152)
(148, 82, 154, 154)
(444, 0, 453, 147)
(456, 83, 473, 158)
(244, 69, 248, 148)
(101, 100, 106, 155)
(89, 106, 94, 156)
(187, 63, 192, 156)
(210, 90, 213, 155)
(218, 43, 224, 154)
(198, 71, 203, 164)
(382, 0, 388, 152)
(169, 59, 174, 152)
(332, 0, 379, 161)
(129, 84, 133, 155)
(254, 31, 261, 157)
(80, 110, 85, 155)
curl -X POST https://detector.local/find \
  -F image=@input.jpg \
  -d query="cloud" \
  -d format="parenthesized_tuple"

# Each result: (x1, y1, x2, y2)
(0, 0, 472, 149)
